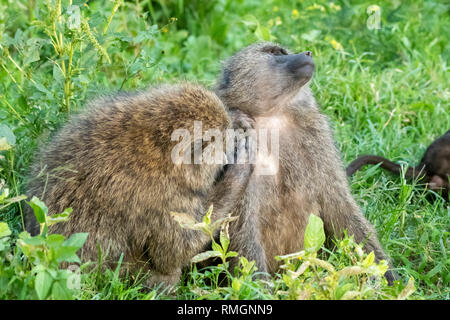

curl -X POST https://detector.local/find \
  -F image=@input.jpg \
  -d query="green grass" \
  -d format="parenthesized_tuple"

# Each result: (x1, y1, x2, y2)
(0, 0, 448, 299)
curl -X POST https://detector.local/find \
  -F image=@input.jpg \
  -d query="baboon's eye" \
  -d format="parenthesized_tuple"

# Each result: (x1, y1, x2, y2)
(263, 46, 288, 56)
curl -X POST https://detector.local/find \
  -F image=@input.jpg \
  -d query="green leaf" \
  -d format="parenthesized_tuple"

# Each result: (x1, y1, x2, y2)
(46, 234, 65, 248)
(304, 214, 325, 253)
(34, 81, 52, 97)
(225, 251, 238, 259)
(220, 228, 230, 253)
(27, 196, 48, 224)
(0, 222, 11, 238)
(203, 205, 213, 225)
(21, 235, 46, 246)
(51, 280, 73, 300)
(232, 278, 241, 291)
(35, 270, 53, 299)
(53, 64, 64, 82)
(211, 240, 223, 254)
(54, 246, 81, 263)
(63, 232, 88, 249)
(255, 25, 272, 41)
(335, 283, 355, 300)
(362, 251, 375, 267)
(18, 230, 31, 240)
(46, 208, 72, 226)
(0, 124, 16, 146)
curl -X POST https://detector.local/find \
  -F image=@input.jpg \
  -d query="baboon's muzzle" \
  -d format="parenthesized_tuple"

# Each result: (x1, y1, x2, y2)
(276, 51, 315, 81)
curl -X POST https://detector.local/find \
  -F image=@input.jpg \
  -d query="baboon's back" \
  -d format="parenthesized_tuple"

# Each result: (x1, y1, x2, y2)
(25, 84, 231, 266)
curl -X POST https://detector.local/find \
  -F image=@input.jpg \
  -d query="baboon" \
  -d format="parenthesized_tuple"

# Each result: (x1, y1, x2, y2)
(215, 43, 398, 283)
(25, 84, 253, 287)
(347, 131, 449, 200)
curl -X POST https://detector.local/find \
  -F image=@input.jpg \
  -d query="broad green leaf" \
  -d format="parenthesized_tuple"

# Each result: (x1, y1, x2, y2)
(18, 231, 31, 240)
(335, 283, 355, 300)
(34, 81, 52, 96)
(35, 270, 53, 299)
(27, 196, 48, 224)
(54, 246, 81, 263)
(0, 124, 16, 146)
(0, 222, 11, 238)
(304, 214, 325, 253)
(241, 15, 259, 29)
(362, 251, 375, 267)
(63, 232, 88, 249)
(21, 235, 46, 246)
(52, 64, 64, 82)
(232, 278, 241, 291)
(255, 25, 272, 41)
(51, 280, 73, 300)
(225, 251, 238, 259)
(46, 234, 65, 248)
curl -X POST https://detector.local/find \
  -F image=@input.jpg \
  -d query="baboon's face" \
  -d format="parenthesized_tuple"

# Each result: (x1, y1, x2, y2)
(217, 42, 315, 115)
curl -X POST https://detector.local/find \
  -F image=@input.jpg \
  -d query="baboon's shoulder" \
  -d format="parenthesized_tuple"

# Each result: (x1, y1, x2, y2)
(81, 83, 230, 136)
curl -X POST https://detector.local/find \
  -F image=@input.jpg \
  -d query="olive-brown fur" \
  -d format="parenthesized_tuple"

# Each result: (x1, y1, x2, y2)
(25, 84, 252, 286)
(216, 43, 397, 283)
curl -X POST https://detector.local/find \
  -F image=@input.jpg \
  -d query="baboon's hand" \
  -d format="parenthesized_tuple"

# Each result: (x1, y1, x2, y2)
(229, 109, 254, 131)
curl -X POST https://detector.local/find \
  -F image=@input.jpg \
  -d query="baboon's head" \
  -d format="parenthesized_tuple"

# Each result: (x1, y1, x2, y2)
(216, 42, 315, 116)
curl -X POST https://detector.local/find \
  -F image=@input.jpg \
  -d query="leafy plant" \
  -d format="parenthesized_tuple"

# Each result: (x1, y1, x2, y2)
(0, 196, 87, 299)
(274, 214, 415, 300)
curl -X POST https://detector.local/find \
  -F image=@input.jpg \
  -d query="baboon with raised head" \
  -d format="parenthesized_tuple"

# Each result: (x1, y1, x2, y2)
(215, 43, 397, 283)
(25, 84, 253, 287)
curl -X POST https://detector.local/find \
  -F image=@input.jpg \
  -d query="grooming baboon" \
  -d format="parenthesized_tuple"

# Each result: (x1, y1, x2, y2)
(347, 131, 449, 200)
(215, 43, 397, 283)
(25, 84, 253, 287)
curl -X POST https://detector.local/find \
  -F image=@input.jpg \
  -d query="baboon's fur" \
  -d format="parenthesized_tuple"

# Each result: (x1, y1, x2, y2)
(347, 130, 449, 200)
(25, 84, 252, 286)
(216, 42, 397, 283)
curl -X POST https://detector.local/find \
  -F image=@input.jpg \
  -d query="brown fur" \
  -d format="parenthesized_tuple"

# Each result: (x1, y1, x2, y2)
(25, 84, 252, 287)
(346, 131, 450, 200)
(216, 43, 397, 283)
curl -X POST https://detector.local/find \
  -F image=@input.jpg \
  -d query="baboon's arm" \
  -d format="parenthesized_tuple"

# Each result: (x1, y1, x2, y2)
(226, 179, 269, 274)
(320, 185, 398, 284)
(206, 163, 253, 220)
(205, 140, 268, 274)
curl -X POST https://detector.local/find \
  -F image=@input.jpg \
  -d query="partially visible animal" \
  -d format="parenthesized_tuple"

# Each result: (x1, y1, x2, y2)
(347, 131, 450, 200)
